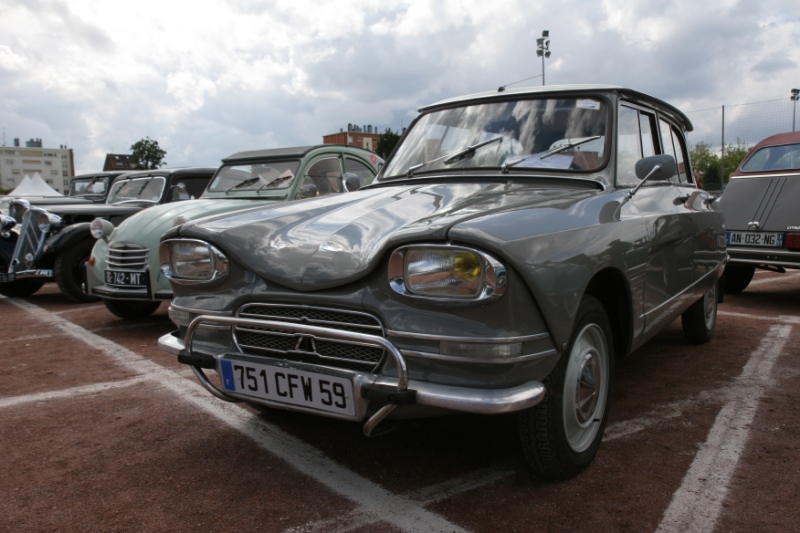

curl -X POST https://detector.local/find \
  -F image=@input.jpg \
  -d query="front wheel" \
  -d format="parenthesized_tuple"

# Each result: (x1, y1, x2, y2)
(54, 240, 100, 303)
(681, 280, 718, 344)
(518, 295, 614, 480)
(103, 299, 161, 319)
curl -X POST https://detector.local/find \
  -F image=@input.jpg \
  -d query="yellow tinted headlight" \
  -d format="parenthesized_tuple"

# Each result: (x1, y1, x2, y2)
(389, 245, 506, 301)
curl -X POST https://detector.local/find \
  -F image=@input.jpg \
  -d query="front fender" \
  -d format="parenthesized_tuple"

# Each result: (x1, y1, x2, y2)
(42, 222, 94, 258)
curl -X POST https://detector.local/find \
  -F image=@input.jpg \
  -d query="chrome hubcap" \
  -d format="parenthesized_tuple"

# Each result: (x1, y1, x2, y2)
(563, 323, 609, 453)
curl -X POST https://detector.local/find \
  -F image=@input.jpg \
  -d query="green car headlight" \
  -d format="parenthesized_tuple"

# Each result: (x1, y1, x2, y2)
(161, 239, 229, 283)
(389, 245, 506, 300)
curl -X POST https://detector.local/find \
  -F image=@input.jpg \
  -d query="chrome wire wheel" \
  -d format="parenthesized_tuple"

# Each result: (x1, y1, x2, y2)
(562, 323, 609, 453)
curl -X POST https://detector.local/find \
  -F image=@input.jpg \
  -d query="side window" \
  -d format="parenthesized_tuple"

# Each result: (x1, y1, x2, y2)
(344, 157, 377, 190)
(618, 105, 657, 186)
(296, 157, 344, 199)
(658, 119, 691, 184)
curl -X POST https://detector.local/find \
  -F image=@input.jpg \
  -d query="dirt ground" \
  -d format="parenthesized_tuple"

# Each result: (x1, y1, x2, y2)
(1, 271, 798, 532)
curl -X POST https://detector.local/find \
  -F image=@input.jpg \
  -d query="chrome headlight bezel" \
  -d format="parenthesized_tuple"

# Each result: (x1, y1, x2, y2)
(37, 211, 62, 233)
(160, 238, 229, 285)
(388, 244, 507, 302)
(90, 218, 115, 240)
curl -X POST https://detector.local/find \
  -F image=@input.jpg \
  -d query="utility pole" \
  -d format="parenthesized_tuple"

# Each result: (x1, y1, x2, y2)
(536, 31, 552, 86)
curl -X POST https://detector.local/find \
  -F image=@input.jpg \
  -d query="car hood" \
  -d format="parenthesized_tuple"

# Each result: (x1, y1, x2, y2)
(110, 198, 275, 243)
(178, 180, 600, 291)
(720, 174, 800, 232)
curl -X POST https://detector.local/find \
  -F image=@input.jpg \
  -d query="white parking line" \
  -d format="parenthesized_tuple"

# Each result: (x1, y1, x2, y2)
(719, 310, 800, 324)
(4, 298, 469, 533)
(749, 270, 800, 285)
(0, 376, 151, 408)
(655, 324, 791, 533)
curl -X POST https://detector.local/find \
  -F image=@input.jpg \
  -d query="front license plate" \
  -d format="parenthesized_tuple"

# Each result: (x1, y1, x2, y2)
(726, 231, 784, 248)
(220, 359, 355, 417)
(0, 272, 15, 282)
(105, 269, 146, 287)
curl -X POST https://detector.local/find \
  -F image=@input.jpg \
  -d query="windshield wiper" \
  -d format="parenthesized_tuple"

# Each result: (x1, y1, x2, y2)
(501, 136, 603, 173)
(407, 136, 503, 177)
(226, 176, 260, 193)
(256, 174, 294, 191)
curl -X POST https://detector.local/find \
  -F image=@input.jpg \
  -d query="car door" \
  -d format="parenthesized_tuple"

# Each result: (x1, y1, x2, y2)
(658, 118, 725, 282)
(618, 104, 696, 339)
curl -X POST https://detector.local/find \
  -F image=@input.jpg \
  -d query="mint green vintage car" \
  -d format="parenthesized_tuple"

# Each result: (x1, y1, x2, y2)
(87, 145, 383, 318)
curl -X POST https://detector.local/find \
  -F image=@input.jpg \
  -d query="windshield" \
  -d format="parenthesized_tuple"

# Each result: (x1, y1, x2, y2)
(69, 177, 109, 196)
(740, 142, 800, 173)
(107, 176, 166, 204)
(382, 97, 608, 178)
(206, 161, 301, 193)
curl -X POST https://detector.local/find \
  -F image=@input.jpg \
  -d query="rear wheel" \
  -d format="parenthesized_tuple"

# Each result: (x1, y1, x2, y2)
(54, 240, 100, 303)
(518, 295, 613, 480)
(0, 279, 45, 297)
(103, 299, 161, 319)
(681, 280, 718, 344)
(723, 264, 755, 294)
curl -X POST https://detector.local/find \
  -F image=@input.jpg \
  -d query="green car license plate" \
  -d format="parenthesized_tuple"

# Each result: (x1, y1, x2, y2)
(105, 269, 146, 287)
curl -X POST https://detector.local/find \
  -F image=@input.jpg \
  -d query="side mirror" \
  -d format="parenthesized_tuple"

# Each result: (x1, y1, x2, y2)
(295, 182, 318, 200)
(343, 173, 361, 192)
(627, 154, 677, 199)
(635, 154, 676, 181)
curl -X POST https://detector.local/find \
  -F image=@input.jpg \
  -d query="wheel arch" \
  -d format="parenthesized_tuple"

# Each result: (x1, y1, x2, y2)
(583, 267, 632, 359)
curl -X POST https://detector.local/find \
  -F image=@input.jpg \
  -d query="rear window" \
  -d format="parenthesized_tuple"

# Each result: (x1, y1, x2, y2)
(740, 142, 800, 173)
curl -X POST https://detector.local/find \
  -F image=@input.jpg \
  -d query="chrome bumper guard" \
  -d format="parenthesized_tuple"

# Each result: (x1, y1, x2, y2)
(159, 314, 546, 436)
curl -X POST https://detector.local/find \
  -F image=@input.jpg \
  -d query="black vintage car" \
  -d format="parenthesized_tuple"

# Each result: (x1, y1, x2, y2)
(720, 131, 800, 292)
(0, 167, 214, 301)
(0, 171, 130, 210)
(158, 85, 726, 480)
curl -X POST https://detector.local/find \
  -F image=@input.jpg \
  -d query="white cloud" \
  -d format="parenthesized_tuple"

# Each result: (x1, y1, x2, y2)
(0, 0, 799, 173)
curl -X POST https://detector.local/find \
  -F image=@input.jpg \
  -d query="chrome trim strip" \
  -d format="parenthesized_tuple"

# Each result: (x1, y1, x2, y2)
(167, 303, 233, 317)
(400, 347, 558, 364)
(12, 269, 54, 279)
(386, 329, 549, 343)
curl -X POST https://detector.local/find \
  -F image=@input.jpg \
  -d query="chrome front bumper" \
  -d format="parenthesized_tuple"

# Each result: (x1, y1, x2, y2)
(159, 314, 546, 436)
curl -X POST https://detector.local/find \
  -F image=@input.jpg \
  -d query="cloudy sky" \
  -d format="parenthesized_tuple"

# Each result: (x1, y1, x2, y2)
(1, 0, 799, 174)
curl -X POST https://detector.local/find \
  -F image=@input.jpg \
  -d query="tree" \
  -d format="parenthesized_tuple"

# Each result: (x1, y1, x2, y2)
(376, 128, 401, 158)
(130, 137, 167, 170)
(721, 140, 750, 180)
(689, 141, 718, 178)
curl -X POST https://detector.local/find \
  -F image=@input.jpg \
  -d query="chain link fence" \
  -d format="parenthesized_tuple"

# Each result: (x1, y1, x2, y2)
(684, 97, 798, 190)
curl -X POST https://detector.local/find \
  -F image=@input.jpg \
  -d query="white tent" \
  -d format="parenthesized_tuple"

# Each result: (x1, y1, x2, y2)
(8, 173, 63, 197)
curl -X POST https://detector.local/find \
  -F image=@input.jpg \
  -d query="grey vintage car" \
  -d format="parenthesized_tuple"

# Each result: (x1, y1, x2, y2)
(720, 131, 800, 292)
(158, 85, 726, 480)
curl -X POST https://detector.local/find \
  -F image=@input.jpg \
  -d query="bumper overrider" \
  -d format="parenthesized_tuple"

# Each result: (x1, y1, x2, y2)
(159, 314, 547, 436)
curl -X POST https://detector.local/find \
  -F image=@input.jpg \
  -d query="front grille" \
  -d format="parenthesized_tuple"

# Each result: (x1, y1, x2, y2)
(234, 304, 386, 372)
(10, 208, 47, 273)
(106, 243, 149, 270)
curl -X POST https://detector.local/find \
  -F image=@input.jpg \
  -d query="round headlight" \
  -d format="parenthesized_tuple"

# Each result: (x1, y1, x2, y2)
(37, 212, 62, 233)
(90, 218, 115, 240)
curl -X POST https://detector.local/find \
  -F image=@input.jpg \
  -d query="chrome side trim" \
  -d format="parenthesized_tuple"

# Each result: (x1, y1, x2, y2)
(168, 303, 233, 317)
(386, 329, 549, 343)
(400, 347, 558, 364)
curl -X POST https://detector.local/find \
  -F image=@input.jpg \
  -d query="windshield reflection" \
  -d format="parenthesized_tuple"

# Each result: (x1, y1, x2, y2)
(207, 161, 301, 193)
(383, 97, 609, 178)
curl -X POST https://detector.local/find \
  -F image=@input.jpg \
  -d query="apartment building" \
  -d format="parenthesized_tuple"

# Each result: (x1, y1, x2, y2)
(0, 138, 75, 194)
(323, 124, 381, 151)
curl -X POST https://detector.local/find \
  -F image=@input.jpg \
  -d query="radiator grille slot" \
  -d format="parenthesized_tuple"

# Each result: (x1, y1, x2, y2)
(234, 304, 386, 372)
(106, 243, 149, 270)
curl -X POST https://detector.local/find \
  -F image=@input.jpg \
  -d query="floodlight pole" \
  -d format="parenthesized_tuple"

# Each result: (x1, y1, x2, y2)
(792, 88, 800, 132)
(536, 31, 551, 86)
